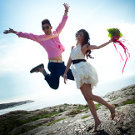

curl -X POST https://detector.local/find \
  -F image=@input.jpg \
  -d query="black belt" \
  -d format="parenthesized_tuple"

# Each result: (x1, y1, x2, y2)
(72, 59, 86, 64)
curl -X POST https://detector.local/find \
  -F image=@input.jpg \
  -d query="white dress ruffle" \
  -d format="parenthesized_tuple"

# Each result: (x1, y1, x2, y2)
(70, 45, 98, 89)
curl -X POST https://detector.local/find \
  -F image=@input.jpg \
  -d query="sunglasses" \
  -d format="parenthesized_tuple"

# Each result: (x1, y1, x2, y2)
(43, 26, 49, 30)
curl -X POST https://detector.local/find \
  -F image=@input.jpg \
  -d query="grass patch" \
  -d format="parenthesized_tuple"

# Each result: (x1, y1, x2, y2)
(46, 118, 66, 126)
(81, 115, 89, 119)
(77, 104, 88, 110)
(67, 109, 82, 117)
(95, 103, 102, 110)
(66, 104, 89, 117)
(0, 110, 63, 135)
(58, 108, 65, 113)
(64, 103, 69, 106)
(21, 110, 62, 124)
(113, 104, 118, 107)
(123, 99, 135, 105)
(11, 124, 40, 135)
(0, 111, 29, 135)
(111, 97, 118, 101)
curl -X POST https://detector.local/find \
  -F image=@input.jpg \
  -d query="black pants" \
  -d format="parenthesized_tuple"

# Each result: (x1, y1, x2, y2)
(45, 62, 74, 89)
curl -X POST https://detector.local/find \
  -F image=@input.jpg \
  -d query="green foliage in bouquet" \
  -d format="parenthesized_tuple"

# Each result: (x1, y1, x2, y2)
(107, 28, 123, 40)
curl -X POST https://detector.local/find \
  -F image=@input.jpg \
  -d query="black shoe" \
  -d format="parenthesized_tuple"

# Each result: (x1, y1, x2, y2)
(30, 64, 44, 73)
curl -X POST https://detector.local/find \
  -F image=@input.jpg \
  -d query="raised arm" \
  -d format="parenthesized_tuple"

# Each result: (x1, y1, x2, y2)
(56, 3, 69, 34)
(4, 28, 39, 42)
(63, 56, 72, 84)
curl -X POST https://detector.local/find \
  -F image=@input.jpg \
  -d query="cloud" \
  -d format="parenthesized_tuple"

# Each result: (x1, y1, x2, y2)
(0, 40, 48, 74)
(0, 22, 135, 83)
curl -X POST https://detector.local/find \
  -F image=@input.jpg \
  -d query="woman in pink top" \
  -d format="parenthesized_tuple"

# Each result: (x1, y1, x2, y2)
(4, 3, 74, 89)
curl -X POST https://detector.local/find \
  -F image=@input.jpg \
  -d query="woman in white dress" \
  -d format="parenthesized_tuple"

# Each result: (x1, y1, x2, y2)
(63, 29, 115, 132)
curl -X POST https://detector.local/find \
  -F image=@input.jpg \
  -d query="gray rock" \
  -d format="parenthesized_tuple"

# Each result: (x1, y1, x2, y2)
(0, 84, 135, 135)
(0, 100, 34, 110)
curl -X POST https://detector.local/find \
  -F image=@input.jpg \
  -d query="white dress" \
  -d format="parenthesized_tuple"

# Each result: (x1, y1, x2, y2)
(70, 44, 98, 89)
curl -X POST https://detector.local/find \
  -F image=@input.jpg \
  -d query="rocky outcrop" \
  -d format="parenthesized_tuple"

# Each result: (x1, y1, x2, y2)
(0, 84, 135, 135)
(0, 100, 34, 110)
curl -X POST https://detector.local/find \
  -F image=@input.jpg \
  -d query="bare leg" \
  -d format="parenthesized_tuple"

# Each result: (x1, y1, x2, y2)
(90, 94, 115, 120)
(87, 100, 101, 132)
(81, 84, 115, 119)
(80, 84, 101, 132)
(80, 84, 115, 131)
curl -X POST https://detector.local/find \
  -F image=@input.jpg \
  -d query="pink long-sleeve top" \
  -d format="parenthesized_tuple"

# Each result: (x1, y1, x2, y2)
(17, 15, 68, 58)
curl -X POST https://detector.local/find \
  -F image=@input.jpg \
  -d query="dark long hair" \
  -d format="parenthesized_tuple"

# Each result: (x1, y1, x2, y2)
(76, 29, 93, 59)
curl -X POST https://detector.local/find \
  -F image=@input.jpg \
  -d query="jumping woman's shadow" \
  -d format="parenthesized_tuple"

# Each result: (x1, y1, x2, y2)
(87, 126, 109, 135)
(94, 129, 109, 135)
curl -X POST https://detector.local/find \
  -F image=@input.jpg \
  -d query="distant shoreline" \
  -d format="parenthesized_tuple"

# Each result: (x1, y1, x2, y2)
(0, 100, 34, 110)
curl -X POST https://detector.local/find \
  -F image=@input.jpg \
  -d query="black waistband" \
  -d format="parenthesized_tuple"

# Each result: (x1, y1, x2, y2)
(72, 59, 86, 64)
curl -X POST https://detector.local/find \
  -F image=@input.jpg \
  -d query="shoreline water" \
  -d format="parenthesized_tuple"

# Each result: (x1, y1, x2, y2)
(0, 81, 135, 115)
(0, 74, 135, 115)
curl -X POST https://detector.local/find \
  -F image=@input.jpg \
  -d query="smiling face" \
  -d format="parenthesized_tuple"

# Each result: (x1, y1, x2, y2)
(42, 24, 52, 35)
(76, 31, 84, 44)
(76, 29, 90, 45)
(42, 19, 52, 35)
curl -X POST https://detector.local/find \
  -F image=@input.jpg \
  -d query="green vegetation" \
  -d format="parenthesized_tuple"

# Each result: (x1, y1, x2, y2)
(123, 99, 135, 105)
(112, 104, 118, 107)
(77, 104, 89, 111)
(111, 97, 118, 101)
(21, 110, 62, 124)
(64, 103, 69, 106)
(95, 103, 102, 110)
(0, 111, 29, 135)
(66, 104, 89, 117)
(67, 104, 102, 117)
(58, 108, 65, 113)
(48, 131, 55, 134)
(0, 109, 63, 135)
(67, 109, 82, 117)
(81, 115, 89, 119)
(46, 117, 66, 126)
(11, 124, 40, 135)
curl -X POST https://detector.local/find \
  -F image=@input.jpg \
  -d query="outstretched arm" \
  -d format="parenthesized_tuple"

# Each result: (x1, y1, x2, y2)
(56, 3, 69, 34)
(89, 39, 112, 50)
(63, 56, 72, 84)
(4, 28, 39, 42)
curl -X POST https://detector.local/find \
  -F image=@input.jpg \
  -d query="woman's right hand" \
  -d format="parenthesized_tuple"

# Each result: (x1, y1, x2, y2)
(63, 74, 67, 84)
(3, 28, 17, 34)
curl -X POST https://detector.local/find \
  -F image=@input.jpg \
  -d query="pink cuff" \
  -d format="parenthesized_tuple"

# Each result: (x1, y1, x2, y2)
(16, 32, 22, 37)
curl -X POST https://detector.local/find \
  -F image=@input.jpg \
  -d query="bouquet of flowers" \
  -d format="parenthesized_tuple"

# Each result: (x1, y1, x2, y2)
(107, 28, 130, 73)
(107, 28, 122, 41)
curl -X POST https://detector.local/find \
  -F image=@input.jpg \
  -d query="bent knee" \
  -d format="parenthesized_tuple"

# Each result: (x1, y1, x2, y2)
(51, 84, 59, 90)
(51, 86, 59, 90)
(84, 96, 93, 102)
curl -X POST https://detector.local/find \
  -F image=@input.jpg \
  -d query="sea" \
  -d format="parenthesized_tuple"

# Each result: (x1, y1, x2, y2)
(0, 74, 135, 115)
